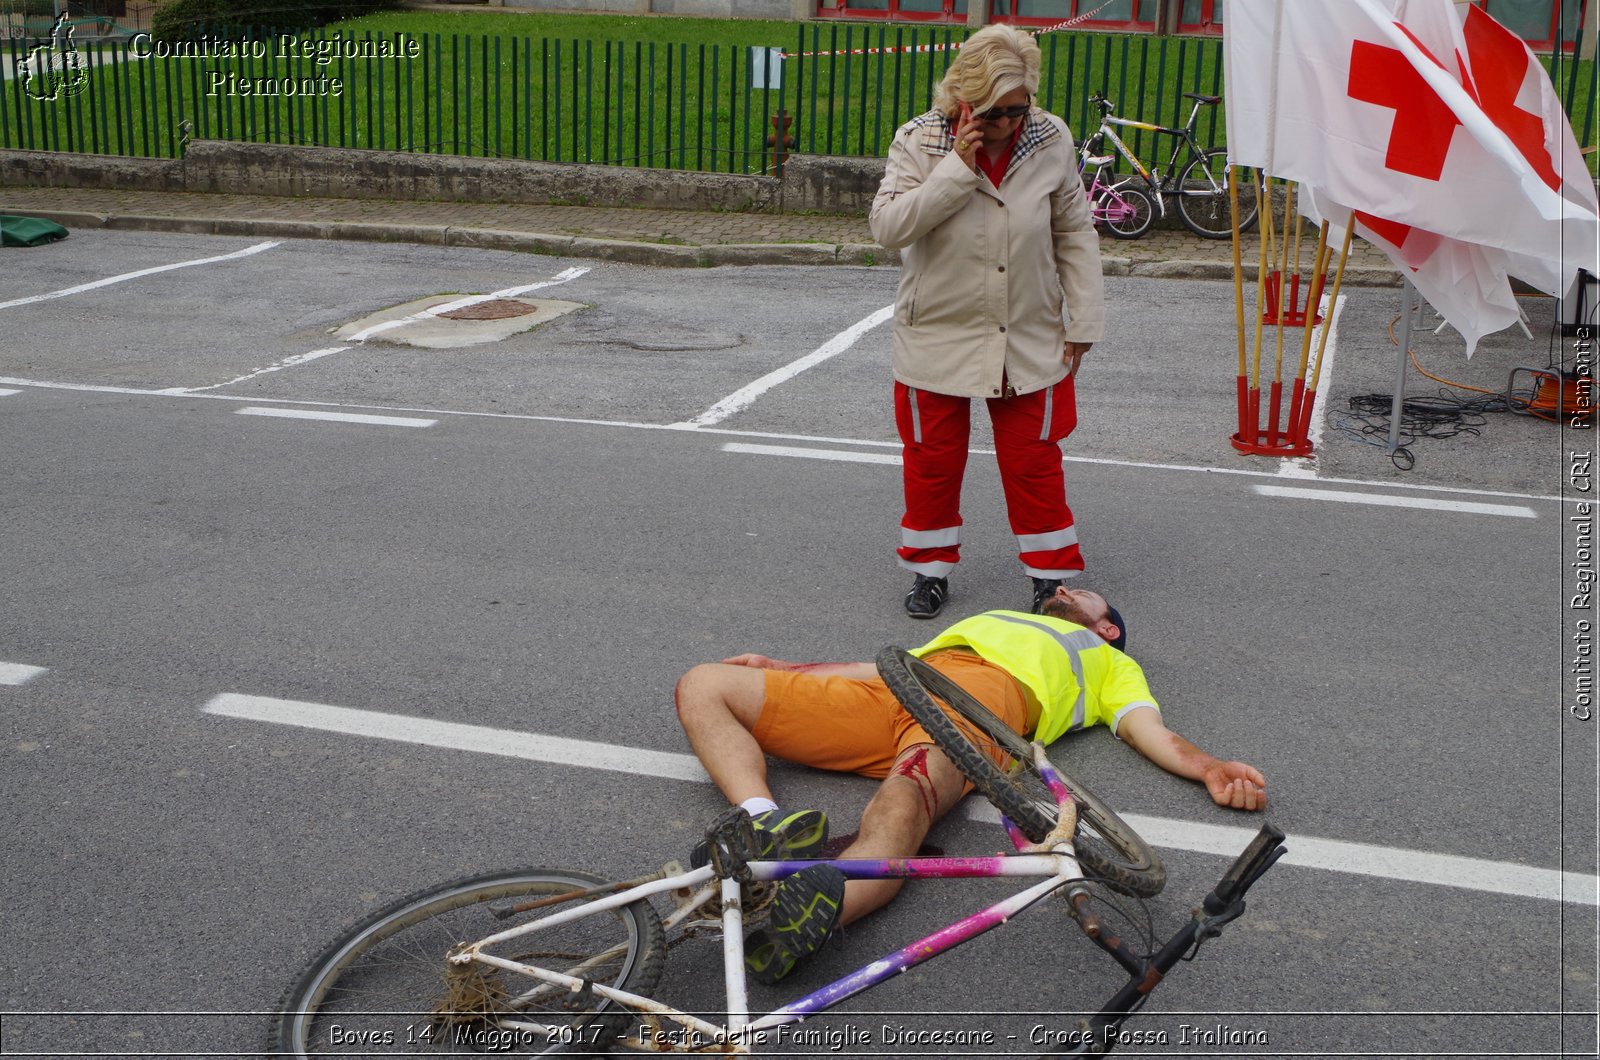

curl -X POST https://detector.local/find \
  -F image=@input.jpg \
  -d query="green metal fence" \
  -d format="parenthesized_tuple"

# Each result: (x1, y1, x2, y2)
(3, 22, 1596, 176)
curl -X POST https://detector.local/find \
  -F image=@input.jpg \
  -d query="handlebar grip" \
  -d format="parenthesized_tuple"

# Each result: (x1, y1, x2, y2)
(1204, 823, 1286, 913)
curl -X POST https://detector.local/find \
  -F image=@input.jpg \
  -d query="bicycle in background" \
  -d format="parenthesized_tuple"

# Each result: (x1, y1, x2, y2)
(1081, 147, 1158, 240)
(1081, 91, 1260, 239)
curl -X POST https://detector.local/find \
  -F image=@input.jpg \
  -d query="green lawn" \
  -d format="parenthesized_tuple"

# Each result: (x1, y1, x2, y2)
(3, 9, 1593, 178)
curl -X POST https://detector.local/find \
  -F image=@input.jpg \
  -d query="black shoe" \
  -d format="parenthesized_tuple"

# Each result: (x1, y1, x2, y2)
(744, 864, 846, 984)
(690, 808, 829, 869)
(1031, 578, 1064, 614)
(904, 574, 948, 619)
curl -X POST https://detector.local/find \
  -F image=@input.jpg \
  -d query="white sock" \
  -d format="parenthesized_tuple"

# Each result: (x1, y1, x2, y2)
(739, 797, 780, 818)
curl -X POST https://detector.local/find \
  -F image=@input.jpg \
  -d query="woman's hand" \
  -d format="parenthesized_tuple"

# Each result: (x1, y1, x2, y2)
(1063, 341, 1092, 376)
(953, 102, 982, 173)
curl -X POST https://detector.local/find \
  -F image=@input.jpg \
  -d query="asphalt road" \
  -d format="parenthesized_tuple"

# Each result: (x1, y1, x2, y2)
(0, 231, 1592, 1059)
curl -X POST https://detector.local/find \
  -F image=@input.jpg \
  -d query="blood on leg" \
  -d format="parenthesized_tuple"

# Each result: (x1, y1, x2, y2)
(889, 745, 942, 823)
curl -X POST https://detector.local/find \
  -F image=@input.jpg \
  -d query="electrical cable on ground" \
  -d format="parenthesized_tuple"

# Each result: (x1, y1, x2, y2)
(1329, 307, 1582, 470)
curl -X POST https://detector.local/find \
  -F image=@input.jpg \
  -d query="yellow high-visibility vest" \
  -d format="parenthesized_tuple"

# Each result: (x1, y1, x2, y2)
(912, 610, 1158, 744)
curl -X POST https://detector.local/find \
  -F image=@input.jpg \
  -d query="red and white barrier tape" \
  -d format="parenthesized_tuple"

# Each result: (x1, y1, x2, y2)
(781, 0, 1123, 59)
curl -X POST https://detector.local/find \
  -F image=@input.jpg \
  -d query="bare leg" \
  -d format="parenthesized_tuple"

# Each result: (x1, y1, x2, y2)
(674, 663, 774, 805)
(836, 744, 969, 925)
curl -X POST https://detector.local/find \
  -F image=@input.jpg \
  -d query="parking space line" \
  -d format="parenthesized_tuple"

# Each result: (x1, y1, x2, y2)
(0, 662, 47, 686)
(723, 442, 900, 466)
(676, 305, 893, 428)
(0, 373, 1572, 507)
(204, 693, 1597, 906)
(1254, 484, 1538, 518)
(167, 347, 352, 395)
(202, 692, 709, 781)
(345, 266, 591, 342)
(0, 241, 280, 312)
(235, 407, 437, 428)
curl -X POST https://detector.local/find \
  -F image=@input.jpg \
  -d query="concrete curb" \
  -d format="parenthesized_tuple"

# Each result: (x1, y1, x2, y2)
(6, 207, 1400, 281)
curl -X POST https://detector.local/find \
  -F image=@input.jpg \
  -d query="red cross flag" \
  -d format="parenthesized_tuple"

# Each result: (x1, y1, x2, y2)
(1224, 0, 1598, 353)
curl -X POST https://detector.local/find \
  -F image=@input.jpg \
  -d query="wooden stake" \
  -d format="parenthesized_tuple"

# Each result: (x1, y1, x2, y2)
(1299, 216, 1356, 445)
(1268, 182, 1295, 441)
(1230, 165, 1249, 442)
(1287, 221, 1330, 445)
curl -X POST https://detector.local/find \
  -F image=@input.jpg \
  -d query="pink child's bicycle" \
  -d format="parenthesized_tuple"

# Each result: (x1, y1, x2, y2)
(1081, 148, 1158, 240)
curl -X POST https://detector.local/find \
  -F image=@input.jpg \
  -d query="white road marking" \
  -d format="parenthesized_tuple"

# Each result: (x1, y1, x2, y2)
(965, 803, 1595, 906)
(1254, 484, 1537, 519)
(0, 662, 46, 686)
(1276, 293, 1345, 480)
(202, 693, 710, 782)
(235, 407, 437, 428)
(344, 267, 591, 343)
(164, 348, 351, 395)
(0, 241, 280, 311)
(723, 442, 900, 466)
(0, 374, 1573, 507)
(0, 388, 20, 397)
(205, 694, 1596, 906)
(677, 305, 894, 427)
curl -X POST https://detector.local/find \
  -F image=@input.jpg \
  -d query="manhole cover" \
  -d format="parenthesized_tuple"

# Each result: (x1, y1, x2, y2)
(439, 299, 539, 321)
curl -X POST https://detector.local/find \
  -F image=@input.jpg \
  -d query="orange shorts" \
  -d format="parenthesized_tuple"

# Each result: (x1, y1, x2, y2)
(751, 650, 1031, 780)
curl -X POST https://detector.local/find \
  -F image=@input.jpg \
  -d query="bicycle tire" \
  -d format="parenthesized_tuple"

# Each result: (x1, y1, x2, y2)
(273, 868, 666, 1057)
(1175, 150, 1259, 239)
(877, 646, 1165, 898)
(1098, 182, 1156, 240)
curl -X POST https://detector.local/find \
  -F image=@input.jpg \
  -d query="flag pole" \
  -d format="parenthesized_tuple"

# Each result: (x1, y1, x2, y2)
(1388, 278, 1417, 454)
(1299, 216, 1355, 446)
(1287, 219, 1331, 446)
(1248, 176, 1272, 449)
(1230, 165, 1249, 449)
(1268, 182, 1295, 445)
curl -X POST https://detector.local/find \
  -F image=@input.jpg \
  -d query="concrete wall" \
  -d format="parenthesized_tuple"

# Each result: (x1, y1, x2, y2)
(0, 140, 887, 215)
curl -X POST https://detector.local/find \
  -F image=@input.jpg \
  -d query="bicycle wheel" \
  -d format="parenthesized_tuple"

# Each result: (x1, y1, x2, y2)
(274, 868, 666, 1057)
(1098, 182, 1156, 240)
(1175, 150, 1259, 239)
(877, 647, 1165, 898)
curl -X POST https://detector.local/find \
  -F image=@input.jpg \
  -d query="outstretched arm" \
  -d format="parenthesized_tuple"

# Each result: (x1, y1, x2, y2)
(720, 654, 878, 680)
(1115, 707, 1267, 811)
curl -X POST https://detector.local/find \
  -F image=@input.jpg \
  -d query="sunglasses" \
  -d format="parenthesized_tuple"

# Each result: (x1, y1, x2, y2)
(975, 103, 1030, 120)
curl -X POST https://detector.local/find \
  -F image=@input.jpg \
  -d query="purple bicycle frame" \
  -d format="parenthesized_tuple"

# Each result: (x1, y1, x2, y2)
(738, 751, 1084, 1032)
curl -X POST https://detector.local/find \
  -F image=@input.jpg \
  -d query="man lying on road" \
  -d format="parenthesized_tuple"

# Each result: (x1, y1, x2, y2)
(674, 585, 1268, 984)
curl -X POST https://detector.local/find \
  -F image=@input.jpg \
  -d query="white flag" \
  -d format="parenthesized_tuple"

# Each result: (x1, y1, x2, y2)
(1225, 0, 1598, 352)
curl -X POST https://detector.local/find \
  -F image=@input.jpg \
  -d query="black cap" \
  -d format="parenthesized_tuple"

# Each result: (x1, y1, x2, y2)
(1105, 606, 1127, 653)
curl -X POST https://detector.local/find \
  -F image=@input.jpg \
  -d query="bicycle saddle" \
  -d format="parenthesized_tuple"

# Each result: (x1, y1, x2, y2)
(1083, 154, 1114, 167)
(1183, 92, 1222, 104)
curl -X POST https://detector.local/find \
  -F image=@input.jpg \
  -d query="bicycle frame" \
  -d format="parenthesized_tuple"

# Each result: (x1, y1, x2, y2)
(440, 749, 1287, 1056)
(1084, 168, 1143, 228)
(1087, 96, 1216, 207)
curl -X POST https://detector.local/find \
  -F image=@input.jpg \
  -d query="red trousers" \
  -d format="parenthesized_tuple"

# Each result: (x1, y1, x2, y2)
(894, 378, 1083, 579)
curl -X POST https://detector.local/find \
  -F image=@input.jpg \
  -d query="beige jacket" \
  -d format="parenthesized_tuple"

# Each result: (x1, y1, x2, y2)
(870, 108, 1105, 399)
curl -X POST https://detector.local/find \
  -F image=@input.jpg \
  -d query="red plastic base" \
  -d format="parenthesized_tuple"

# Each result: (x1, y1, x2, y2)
(1231, 430, 1313, 457)
(1260, 271, 1325, 328)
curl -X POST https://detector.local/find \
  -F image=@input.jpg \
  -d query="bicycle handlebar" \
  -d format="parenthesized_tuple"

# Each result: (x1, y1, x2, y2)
(1206, 822, 1287, 912)
(1061, 823, 1287, 1056)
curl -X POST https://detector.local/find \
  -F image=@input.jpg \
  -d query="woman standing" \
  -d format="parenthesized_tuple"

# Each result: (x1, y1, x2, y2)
(870, 24, 1104, 619)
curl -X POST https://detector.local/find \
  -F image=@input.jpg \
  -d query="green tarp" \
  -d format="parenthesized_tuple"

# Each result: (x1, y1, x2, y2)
(1, 216, 69, 247)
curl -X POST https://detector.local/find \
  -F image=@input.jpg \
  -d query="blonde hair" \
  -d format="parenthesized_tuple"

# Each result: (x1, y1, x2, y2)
(932, 25, 1041, 118)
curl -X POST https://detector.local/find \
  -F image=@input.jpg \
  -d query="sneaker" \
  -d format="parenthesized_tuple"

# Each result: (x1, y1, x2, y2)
(744, 864, 846, 984)
(904, 574, 949, 619)
(690, 808, 829, 869)
(1031, 577, 1064, 614)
